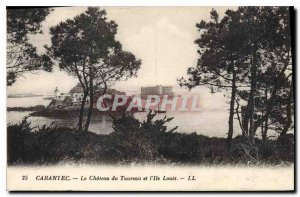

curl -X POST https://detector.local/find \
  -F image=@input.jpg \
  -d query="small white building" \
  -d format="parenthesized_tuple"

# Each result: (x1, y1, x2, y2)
(68, 84, 90, 104)
(54, 87, 71, 101)
(54, 85, 89, 104)
(54, 83, 125, 105)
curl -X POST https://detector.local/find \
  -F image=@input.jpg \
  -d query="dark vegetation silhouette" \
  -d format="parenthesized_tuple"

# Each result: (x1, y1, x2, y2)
(7, 112, 294, 165)
(178, 7, 293, 149)
(7, 8, 53, 86)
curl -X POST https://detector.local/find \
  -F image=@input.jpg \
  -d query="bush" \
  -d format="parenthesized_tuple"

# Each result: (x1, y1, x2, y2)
(7, 117, 107, 165)
(7, 113, 294, 165)
(110, 111, 203, 163)
(7, 116, 33, 164)
(110, 112, 165, 163)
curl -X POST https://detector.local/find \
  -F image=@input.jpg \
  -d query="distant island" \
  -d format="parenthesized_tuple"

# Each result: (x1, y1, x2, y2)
(7, 93, 44, 98)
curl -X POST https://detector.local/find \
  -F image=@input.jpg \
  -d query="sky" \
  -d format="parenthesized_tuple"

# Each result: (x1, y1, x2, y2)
(7, 6, 236, 96)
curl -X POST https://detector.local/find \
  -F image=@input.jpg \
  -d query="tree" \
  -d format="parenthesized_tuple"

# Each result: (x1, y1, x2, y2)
(232, 7, 293, 141)
(48, 7, 141, 132)
(179, 7, 293, 147)
(7, 8, 53, 86)
(178, 9, 249, 149)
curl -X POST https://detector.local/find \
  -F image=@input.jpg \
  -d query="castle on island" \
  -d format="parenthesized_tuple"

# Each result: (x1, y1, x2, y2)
(140, 85, 174, 97)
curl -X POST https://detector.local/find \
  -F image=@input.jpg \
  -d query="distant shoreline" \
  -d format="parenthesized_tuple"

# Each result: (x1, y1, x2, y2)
(7, 94, 45, 98)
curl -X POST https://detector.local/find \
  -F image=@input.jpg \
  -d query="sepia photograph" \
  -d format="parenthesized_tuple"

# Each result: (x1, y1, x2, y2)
(6, 6, 295, 191)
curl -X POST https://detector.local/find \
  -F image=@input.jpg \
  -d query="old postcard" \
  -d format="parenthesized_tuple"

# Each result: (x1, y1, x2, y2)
(6, 6, 294, 191)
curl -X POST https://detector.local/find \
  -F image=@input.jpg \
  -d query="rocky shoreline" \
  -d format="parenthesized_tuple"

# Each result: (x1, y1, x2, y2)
(7, 105, 46, 112)
(9, 95, 141, 118)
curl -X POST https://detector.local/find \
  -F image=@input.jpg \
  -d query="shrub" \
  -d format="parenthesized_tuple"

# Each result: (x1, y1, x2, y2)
(110, 112, 163, 163)
(110, 111, 203, 163)
(7, 113, 294, 165)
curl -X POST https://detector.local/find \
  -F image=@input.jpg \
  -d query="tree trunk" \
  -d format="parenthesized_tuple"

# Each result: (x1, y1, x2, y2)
(262, 87, 269, 143)
(262, 115, 268, 143)
(242, 104, 249, 137)
(226, 66, 236, 149)
(248, 51, 257, 142)
(78, 92, 88, 132)
(84, 70, 94, 132)
(242, 103, 250, 137)
(84, 90, 94, 132)
(280, 81, 293, 136)
(242, 67, 256, 141)
(253, 66, 291, 134)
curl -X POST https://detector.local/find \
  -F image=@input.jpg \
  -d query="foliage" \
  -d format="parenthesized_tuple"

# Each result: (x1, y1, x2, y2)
(7, 8, 53, 85)
(47, 7, 141, 132)
(178, 7, 293, 146)
(7, 113, 294, 165)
